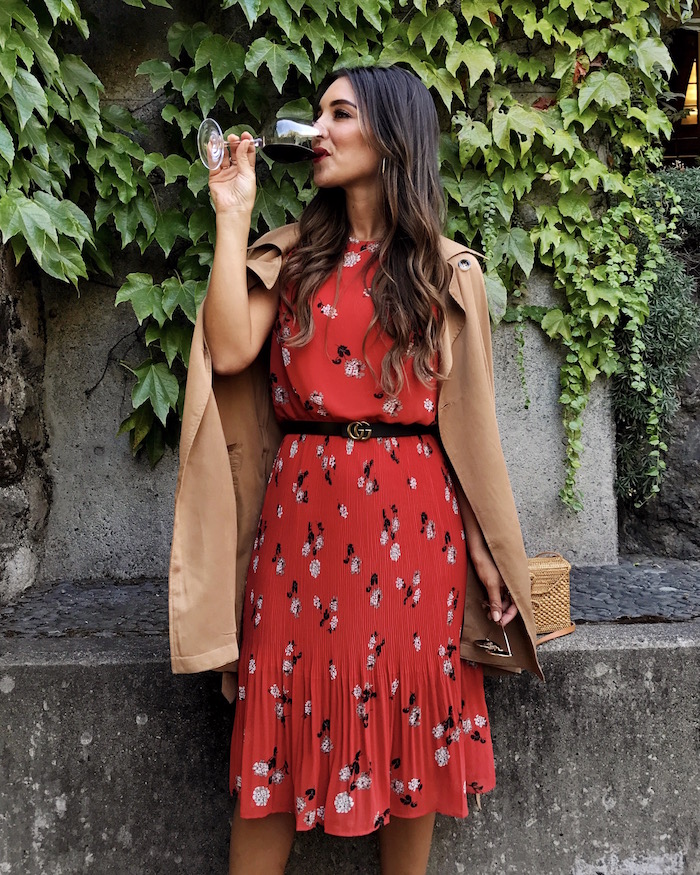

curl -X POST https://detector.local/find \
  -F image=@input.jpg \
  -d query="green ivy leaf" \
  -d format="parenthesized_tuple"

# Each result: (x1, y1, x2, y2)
(167, 22, 212, 60)
(633, 37, 673, 78)
(0, 120, 15, 166)
(161, 277, 207, 323)
(484, 271, 508, 322)
(155, 209, 190, 257)
(136, 59, 173, 91)
(146, 321, 192, 367)
(131, 360, 180, 426)
(408, 10, 458, 54)
(194, 35, 246, 89)
(577, 71, 630, 112)
(60, 54, 103, 111)
(492, 227, 534, 276)
(33, 191, 93, 246)
(115, 273, 167, 326)
(221, 0, 263, 27)
(541, 308, 572, 341)
(245, 39, 311, 92)
(11, 69, 49, 129)
(117, 403, 154, 453)
(445, 40, 496, 85)
(0, 189, 57, 252)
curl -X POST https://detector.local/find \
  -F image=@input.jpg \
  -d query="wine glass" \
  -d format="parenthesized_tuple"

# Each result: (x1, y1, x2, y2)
(197, 117, 321, 169)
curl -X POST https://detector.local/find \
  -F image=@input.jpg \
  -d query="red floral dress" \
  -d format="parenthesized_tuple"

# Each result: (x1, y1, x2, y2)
(230, 238, 495, 836)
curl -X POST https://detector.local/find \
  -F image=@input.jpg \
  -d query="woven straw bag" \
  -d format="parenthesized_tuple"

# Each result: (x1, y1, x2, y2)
(528, 552, 576, 645)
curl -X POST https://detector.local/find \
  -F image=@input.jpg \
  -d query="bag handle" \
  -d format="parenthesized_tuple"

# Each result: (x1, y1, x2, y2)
(536, 624, 576, 646)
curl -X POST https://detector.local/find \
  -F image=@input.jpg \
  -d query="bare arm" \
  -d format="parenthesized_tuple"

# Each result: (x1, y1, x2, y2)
(203, 133, 280, 375)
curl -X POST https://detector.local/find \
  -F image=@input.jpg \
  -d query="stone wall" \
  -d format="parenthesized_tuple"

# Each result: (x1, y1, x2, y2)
(0, 253, 50, 601)
(0, 2, 619, 605)
(619, 349, 700, 558)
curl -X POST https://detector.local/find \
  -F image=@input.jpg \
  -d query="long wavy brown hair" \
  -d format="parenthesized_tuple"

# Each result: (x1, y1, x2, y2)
(279, 65, 451, 397)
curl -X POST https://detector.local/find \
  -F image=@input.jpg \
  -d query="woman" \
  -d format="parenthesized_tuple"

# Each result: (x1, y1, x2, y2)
(169, 65, 542, 875)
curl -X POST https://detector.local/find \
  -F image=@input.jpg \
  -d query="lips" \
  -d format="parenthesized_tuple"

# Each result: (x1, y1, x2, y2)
(312, 148, 329, 161)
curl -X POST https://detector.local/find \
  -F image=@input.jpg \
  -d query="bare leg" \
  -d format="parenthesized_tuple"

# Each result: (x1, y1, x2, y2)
(377, 812, 436, 875)
(228, 798, 296, 875)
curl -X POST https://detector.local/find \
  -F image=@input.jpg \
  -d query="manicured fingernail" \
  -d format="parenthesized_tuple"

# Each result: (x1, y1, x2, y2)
(492, 610, 501, 622)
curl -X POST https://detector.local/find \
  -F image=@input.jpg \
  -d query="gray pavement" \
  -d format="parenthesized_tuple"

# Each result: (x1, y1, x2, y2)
(0, 555, 698, 642)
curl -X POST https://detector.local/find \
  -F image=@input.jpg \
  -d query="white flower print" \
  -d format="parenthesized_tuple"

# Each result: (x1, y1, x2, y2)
(390, 678, 399, 697)
(254, 612, 261, 627)
(413, 634, 421, 651)
(344, 358, 366, 378)
(369, 587, 382, 608)
(352, 685, 362, 699)
(443, 659, 453, 676)
(329, 615, 338, 631)
(379, 530, 389, 546)
(452, 497, 460, 515)
(424, 398, 435, 412)
(273, 386, 289, 405)
(282, 660, 293, 675)
(408, 778, 422, 792)
(302, 542, 311, 556)
(343, 250, 361, 268)
(366, 653, 376, 670)
(452, 726, 462, 743)
(252, 761, 269, 777)
(356, 773, 372, 790)
(309, 558, 321, 578)
(248, 657, 256, 674)
(252, 786, 270, 807)
(289, 440, 299, 458)
(269, 684, 280, 698)
(282, 347, 291, 367)
(356, 702, 367, 720)
(435, 747, 450, 767)
(391, 779, 404, 795)
(346, 438, 354, 454)
(304, 700, 312, 716)
(275, 703, 284, 720)
(424, 520, 436, 540)
(290, 597, 301, 617)
(432, 723, 445, 739)
(339, 765, 353, 782)
(334, 792, 354, 814)
(329, 662, 337, 680)
(313, 595, 322, 610)
(270, 769, 285, 785)
(338, 503, 348, 518)
(234, 775, 242, 792)
(446, 545, 457, 564)
(320, 735, 334, 753)
(475, 714, 487, 727)
(408, 706, 421, 727)
(389, 543, 401, 561)
(447, 610, 454, 625)
(276, 557, 286, 574)
(462, 717, 472, 733)
(304, 810, 316, 827)
(285, 642, 294, 656)
(408, 476, 417, 489)
(395, 577, 404, 590)
(316, 806, 325, 822)
(320, 303, 338, 318)
(296, 796, 306, 813)
(238, 686, 245, 701)
(277, 504, 283, 518)
(382, 396, 403, 417)
(413, 589, 421, 606)
(252, 555, 259, 573)
(445, 486, 451, 502)
(350, 556, 361, 574)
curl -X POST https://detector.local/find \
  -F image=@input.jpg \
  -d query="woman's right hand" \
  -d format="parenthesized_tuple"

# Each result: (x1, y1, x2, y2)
(208, 131, 257, 218)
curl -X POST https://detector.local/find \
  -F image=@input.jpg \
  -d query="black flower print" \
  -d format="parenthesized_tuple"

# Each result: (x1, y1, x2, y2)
(303, 520, 325, 578)
(272, 542, 286, 576)
(438, 638, 458, 681)
(395, 570, 422, 607)
(352, 682, 377, 728)
(343, 543, 361, 574)
(282, 640, 302, 676)
(442, 531, 457, 565)
(366, 572, 382, 609)
(357, 458, 379, 495)
(331, 344, 351, 365)
(317, 717, 333, 754)
(269, 683, 292, 725)
(313, 594, 339, 633)
(293, 469, 310, 504)
(447, 587, 459, 626)
(380, 504, 400, 547)
(402, 691, 421, 728)
(314, 438, 337, 486)
(419, 511, 436, 542)
(287, 580, 302, 618)
(366, 631, 386, 670)
(251, 591, 263, 627)
(374, 808, 391, 828)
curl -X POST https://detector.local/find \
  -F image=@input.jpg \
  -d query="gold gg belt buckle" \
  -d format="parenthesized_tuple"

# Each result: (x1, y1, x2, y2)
(346, 420, 372, 440)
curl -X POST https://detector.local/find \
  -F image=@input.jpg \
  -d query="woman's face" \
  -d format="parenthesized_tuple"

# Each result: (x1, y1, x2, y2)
(312, 77, 382, 191)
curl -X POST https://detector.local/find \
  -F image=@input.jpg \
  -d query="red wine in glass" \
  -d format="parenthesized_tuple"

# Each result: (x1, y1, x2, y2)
(198, 118, 319, 168)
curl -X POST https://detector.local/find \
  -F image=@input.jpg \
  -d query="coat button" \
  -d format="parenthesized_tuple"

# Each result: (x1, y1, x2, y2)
(457, 258, 471, 271)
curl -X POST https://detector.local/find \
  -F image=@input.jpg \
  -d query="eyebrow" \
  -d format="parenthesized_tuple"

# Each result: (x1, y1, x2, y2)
(329, 99, 357, 108)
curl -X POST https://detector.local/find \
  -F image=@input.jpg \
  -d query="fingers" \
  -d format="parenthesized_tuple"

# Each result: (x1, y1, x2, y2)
(482, 577, 517, 627)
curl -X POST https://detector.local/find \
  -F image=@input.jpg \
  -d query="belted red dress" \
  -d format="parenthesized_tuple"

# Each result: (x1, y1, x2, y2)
(229, 238, 496, 836)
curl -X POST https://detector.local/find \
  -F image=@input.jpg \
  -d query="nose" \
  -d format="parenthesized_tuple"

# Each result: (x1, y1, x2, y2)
(312, 119, 328, 141)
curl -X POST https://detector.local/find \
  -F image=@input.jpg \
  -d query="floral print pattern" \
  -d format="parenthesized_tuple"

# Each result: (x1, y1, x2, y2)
(230, 239, 495, 836)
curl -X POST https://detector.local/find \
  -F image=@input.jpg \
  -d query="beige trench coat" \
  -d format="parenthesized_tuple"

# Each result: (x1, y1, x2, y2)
(168, 224, 544, 699)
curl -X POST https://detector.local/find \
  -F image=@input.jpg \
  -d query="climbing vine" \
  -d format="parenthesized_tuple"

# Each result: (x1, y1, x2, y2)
(0, 0, 692, 502)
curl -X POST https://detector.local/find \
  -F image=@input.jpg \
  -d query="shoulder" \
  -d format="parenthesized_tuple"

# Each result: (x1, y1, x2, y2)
(439, 235, 484, 273)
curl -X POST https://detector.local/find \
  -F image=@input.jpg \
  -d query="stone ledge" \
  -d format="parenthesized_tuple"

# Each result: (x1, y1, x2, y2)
(1, 622, 698, 875)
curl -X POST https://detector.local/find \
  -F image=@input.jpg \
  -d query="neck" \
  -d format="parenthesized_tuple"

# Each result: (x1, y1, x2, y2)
(345, 182, 385, 242)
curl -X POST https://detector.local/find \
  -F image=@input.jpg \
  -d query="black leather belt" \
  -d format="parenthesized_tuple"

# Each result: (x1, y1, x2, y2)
(280, 420, 438, 441)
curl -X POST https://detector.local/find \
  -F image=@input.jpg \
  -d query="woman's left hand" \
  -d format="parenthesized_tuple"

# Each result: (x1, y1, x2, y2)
(471, 547, 518, 627)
